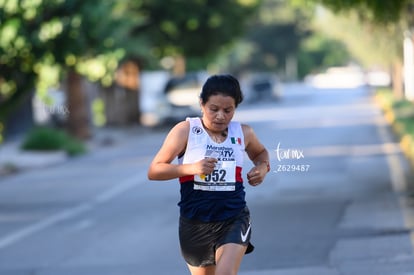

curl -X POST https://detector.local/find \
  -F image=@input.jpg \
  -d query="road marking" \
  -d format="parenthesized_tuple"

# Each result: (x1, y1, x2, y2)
(0, 171, 147, 250)
(304, 143, 401, 158)
(71, 219, 94, 231)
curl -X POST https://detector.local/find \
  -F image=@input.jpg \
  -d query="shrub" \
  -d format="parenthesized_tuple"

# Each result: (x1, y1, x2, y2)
(376, 89, 414, 170)
(21, 127, 86, 156)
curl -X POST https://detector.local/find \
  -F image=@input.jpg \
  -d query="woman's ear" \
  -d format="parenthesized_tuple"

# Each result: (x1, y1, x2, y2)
(199, 99, 203, 112)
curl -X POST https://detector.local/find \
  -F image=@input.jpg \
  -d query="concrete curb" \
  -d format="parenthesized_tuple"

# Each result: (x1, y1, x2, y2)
(0, 125, 151, 176)
(374, 94, 414, 177)
(0, 141, 68, 176)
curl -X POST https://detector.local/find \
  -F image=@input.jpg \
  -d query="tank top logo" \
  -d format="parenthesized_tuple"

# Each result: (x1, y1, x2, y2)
(192, 126, 203, 135)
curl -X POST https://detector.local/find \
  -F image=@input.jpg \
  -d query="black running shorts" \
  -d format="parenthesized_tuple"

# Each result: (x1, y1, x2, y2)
(179, 207, 254, 267)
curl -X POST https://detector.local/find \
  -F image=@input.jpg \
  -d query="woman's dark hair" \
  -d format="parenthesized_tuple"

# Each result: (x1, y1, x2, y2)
(200, 74, 244, 107)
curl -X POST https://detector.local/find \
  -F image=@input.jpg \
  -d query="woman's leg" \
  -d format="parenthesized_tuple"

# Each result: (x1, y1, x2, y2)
(214, 243, 247, 275)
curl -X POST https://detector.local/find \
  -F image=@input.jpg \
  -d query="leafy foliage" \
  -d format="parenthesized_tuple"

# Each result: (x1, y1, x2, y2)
(296, 0, 413, 24)
(0, 0, 130, 141)
(21, 126, 86, 156)
(128, 0, 260, 65)
(313, 9, 404, 68)
(297, 34, 350, 78)
(0, 0, 261, 142)
(217, 0, 313, 76)
(288, 0, 414, 81)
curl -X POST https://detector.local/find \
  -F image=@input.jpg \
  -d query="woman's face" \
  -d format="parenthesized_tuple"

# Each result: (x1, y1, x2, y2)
(200, 94, 236, 133)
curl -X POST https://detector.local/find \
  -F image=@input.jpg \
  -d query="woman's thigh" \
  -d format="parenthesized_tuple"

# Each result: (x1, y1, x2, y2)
(215, 243, 247, 275)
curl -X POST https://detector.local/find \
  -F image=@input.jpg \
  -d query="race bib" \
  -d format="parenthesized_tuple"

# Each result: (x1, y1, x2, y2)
(194, 160, 236, 191)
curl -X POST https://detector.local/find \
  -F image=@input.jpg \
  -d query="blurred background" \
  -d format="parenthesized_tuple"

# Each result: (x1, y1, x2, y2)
(3, 2, 414, 274)
(1, 0, 411, 149)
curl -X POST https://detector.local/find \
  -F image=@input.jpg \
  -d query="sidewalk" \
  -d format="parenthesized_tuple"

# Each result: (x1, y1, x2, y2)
(0, 140, 67, 175)
(0, 125, 149, 176)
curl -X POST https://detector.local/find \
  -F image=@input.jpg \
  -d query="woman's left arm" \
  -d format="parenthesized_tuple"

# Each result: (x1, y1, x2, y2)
(243, 124, 270, 186)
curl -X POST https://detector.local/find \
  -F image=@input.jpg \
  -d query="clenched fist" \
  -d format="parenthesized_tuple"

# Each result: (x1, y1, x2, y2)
(192, 157, 218, 175)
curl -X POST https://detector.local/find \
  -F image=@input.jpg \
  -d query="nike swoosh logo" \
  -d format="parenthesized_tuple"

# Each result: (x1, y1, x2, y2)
(241, 223, 251, 243)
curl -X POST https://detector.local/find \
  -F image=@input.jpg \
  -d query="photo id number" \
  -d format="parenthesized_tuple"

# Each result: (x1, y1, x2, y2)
(275, 164, 310, 173)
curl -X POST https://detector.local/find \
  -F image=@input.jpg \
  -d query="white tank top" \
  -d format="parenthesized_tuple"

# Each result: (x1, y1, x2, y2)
(178, 117, 245, 191)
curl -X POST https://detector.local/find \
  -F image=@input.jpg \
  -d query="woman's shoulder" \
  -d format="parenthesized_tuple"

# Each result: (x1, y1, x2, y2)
(171, 120, 190, 135)
(162, 120, 190, 150)
(240, 123, 255, 142)
(240, 123, 253, 133)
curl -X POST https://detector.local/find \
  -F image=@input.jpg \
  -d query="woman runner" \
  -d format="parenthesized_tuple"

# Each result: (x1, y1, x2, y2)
(148, 74, 270, 275)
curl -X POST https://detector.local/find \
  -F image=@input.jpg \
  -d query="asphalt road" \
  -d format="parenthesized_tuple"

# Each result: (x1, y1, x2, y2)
(1, 83, 414, 275)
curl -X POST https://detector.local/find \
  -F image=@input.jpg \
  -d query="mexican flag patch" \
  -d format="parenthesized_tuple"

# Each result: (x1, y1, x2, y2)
(231, 137, 242, 145)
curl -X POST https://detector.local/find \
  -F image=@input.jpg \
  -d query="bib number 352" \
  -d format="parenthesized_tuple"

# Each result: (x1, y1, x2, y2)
(205, 169, 226, 182)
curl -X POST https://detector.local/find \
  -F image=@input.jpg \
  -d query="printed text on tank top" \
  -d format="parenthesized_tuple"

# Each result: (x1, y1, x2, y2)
(194, 120, 237, 191)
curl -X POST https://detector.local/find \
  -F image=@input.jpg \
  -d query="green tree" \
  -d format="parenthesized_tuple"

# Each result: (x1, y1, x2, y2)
(297, 34, 350, 78)
(127, 0, 260, 73)
(216, 0, 313, 78)
(295, 0, 411, 24)
(313, 9, 403, 68)
(293, 0, 414, 97)
(0, 0, 261, 143)
(0, 0, 129, 140)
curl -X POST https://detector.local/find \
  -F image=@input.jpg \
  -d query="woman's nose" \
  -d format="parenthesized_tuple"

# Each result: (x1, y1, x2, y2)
(216, 111, 225, 119)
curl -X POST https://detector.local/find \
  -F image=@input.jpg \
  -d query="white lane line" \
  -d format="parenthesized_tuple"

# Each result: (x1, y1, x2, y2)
(70, 219, 95, 231)
(0, 171, 147, 250)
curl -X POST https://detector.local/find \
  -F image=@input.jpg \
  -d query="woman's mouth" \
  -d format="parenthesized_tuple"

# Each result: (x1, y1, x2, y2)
(212, 122, 226, 129)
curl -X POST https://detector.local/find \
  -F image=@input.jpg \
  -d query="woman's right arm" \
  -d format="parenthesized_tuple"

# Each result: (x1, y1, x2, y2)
(147, 121, 217, 181)
(147, 121, 192, 180)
